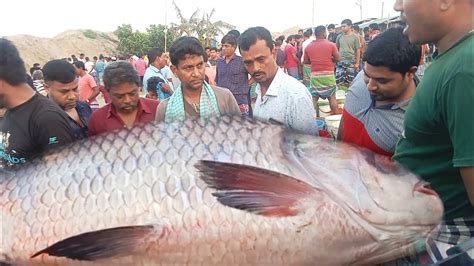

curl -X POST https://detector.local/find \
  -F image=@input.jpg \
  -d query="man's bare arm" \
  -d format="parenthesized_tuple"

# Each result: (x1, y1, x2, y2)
(460, 167, 474, 206)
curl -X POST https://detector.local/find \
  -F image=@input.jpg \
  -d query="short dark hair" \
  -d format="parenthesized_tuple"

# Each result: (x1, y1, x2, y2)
(238, 26, 274, 52)
(363, 27, 370, 32)
(72, 61, 85, 70)
(227, 29, 241, 39)
(341, 19, 353, 26)
(169, 36, 206, 67)
(314, 26, 327, 38)
(363, 27, 421, 74)
(43, 59, 77, 84)
(276, 35, 285, 42)
(286, 35, 294, 43)
(0, 38, 27, 86)
(327, 24, 336, 30)
(210, 47, 218, 52)
(303, 29, 313, 38)
(369, 23, 380, 31)
(221, 34, 237, 46)
(146, 76, 165, 95)
(102, 61, 139, 90)
(353, 25, 361, 31)
(147, 47, 164, 64)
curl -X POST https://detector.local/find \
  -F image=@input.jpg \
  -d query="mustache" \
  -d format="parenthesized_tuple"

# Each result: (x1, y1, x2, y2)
(252, 72, 265, 78)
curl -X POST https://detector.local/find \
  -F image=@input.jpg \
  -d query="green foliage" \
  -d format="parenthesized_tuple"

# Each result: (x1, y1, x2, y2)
(83, 29, 98, 39)
(114, 24, 150, 56)
(113, 3, 235, 56)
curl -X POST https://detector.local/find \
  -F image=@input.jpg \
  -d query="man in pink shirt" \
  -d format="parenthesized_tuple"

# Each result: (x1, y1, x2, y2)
(303, 25, 341, 115)
(73, 61, 100, 110)
(285, 35, 300, 79)
(134, 54, 148, 89)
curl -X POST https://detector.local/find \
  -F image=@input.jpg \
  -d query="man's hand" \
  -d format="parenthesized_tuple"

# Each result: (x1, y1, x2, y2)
(161, 83, 174, 95)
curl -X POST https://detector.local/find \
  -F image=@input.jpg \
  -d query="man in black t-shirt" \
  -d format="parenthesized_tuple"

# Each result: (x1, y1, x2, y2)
(0, 38, 74, 169)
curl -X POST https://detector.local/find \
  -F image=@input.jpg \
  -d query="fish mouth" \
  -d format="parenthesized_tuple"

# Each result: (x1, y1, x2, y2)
(412, 181, 439, 197)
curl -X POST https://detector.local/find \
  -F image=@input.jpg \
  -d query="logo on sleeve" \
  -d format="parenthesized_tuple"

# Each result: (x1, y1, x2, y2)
(48, 136, 59, 145)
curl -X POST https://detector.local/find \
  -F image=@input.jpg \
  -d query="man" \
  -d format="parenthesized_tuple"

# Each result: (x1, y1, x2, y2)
(134, 53, 147, 89)
(0, 38, 74, 168)
(239, 27, 316, 134)
(303, 25, 341, 116)
(29, 63, 41, 75)
(88, 61, 159, 136)
(143, 47, 174, 100)
(78, 53, 86, 63)
(208, 47, 219, 66)
(368, 23, 381, 41)
(336, 19, 361, 87)
(94, 54, 106, 85)
(284, 35, 300, 80)
(337, 28, 420, 156)
(393, 0, 473, 262)
(274, 40, 286, 69)
(73, 61, 100, 110)
(156, 36, 240, 123)
(216, 34, 251, 116)
(327, 24, 339, 43)
(43, 60, 92, 140)
(300, 29, 314, 88)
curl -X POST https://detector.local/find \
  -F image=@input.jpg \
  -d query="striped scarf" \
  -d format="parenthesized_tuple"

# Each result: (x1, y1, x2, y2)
(164, 81, 219, 123)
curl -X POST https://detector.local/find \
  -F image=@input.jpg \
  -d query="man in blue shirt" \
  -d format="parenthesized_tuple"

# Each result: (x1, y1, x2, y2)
(216, 34, 251, 116)
(143, 47, 174, 100)
(43, 60, 92, 140)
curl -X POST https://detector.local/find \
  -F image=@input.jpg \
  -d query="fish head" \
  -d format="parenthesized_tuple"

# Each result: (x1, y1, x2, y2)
(283, 132, 443, 233)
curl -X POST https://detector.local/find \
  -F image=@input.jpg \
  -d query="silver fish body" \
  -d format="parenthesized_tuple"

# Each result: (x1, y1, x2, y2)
(0, 116, 443, 265)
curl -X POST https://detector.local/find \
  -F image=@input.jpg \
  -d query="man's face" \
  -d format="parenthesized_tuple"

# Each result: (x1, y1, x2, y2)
(171, 54, 205, 92)
(221, 43, 236, 58)
(393, 0, 442, 44)
(328, 28, 335, 34)
(46, 79, 79, 111)
(154, 54, 168, 69)
(241, 39, 278, 85)
(209, 50, 218, 60)
(363, 63, 414, 102)
(108, 82, 140, 114)
(341, 24, 351, 33)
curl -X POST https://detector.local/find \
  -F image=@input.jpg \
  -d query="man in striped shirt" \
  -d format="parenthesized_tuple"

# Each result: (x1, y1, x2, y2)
(338, 27, 420, 156)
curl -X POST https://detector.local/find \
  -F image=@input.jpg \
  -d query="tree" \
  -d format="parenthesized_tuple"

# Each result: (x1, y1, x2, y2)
(114, 24, 149, 56)
(170, 1, 234, 46)
(198, 9, 234, 47)
(147, 24, 176, 51)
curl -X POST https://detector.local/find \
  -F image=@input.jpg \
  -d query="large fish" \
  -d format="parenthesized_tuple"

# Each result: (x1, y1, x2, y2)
(0, 116, 443, 265)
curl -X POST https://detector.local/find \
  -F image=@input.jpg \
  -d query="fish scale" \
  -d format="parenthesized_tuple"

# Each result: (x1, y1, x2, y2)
(0, 116, 443, 265)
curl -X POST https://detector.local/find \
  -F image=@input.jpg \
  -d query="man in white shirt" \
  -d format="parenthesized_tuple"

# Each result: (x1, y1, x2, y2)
(238, 26, 317, 134)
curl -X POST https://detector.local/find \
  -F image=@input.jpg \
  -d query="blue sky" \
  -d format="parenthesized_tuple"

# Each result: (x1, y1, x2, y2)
(1, 0, 397, 37)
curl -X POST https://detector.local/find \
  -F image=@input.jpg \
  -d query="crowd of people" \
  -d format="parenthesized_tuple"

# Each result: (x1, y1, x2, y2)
(0, 0, 472, 263)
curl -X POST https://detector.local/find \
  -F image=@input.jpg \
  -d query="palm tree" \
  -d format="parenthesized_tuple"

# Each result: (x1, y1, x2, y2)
(170, 1, 201, 37)
(198, 9, 235, 47)
(170, 1, 235, 46)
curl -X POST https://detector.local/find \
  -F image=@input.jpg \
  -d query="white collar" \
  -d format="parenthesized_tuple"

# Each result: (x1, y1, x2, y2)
(260, 68, 285, 97)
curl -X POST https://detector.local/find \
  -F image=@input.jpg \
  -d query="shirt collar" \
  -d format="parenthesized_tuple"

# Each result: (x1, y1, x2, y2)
(264, 68, 285, 97)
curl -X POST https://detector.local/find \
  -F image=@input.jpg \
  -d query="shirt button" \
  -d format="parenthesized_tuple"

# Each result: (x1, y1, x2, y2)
(375, 128, 380, 132)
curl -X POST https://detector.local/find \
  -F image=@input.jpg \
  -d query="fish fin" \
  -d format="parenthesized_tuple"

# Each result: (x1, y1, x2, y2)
(31, 225, 160, 261)
(196, 160, 318, 217)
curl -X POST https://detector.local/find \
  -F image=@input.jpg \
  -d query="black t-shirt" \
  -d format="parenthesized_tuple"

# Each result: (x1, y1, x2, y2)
(328, 32, 339, 43)
(0, 93, 75, 168)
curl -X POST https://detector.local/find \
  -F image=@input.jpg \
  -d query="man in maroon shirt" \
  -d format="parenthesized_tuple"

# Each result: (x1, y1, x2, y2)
(88, 61, 158, 136)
